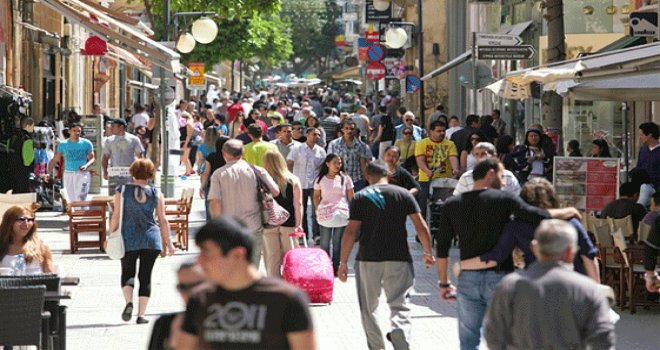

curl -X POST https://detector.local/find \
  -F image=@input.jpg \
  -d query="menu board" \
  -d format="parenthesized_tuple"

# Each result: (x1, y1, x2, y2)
(553, 157, 620, 212)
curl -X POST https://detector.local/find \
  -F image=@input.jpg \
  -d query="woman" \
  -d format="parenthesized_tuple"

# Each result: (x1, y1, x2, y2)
(496, 135, 517, 172)
(513, 128, 552, 182)
(0, 205, 55, 274)
(460, 131, 488, 173)
(196, 126, 219, 174)
(229, 111, 245, 138)
(459, 178, 600, 282)
(313, 154, 354, 274)
(261, 150, 304, 277)
(110, 159, 175, 324)
(179, 112, 195, 176)
(394, 126, 417, 171)
(567, 139, 582, 157)
(305, 115, 326, 147)
(383, 146, 420, 196)
(200, 136, 230, 220)
(591, 139, 612, 158)
(134, 126, 150, 158)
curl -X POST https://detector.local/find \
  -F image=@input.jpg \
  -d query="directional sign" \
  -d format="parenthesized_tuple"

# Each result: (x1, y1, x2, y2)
(476, 33, 522, 46)
(405, 74, 421, 93)
(367, 44, 385, 62)
(366, 62, 387, 81)
(477, 45, 536, 60)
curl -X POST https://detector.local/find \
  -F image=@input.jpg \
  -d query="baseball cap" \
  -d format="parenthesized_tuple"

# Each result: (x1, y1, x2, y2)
(111, 118, 127, 127)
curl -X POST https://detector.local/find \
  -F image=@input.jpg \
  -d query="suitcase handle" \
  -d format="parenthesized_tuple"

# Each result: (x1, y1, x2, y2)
(289, 231, 307, 248)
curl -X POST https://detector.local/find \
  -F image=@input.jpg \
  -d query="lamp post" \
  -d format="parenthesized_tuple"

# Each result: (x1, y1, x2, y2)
(417, 0, 425, 126)
(159, 1, 218, 197)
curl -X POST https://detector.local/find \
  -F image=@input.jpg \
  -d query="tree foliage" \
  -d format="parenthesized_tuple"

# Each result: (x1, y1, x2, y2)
(145, 0, 292, 68)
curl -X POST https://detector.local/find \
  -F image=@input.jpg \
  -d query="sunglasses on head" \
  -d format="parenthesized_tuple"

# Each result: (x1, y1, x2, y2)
(16, 217, 35, 223)
(177, 281, 203, 292)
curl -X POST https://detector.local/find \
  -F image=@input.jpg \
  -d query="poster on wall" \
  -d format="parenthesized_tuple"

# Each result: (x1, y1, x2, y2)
(553, 157, 619, 213)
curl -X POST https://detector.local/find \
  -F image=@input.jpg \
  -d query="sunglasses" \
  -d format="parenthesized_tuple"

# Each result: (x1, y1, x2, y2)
(177, 281, 203, 292)
(403, 132, 412, 135)
(293, 127, 303, 131)
(16, 217, 35, 223)
(405, 119, 413, 122)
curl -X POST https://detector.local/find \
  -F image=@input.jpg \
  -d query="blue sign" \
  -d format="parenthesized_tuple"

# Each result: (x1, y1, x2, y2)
(367, 44, 385, 62)
(405, 74, 421, 93)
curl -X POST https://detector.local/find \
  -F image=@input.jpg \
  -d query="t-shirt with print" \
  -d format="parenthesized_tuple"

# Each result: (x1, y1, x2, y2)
(181, 278, 313, 350)
(313, 174, 354, 205)
(349, 184, 420, 262)
(102, 133, 144, 167)
(414, 137, 457, 182)
(57, 138, 93, 172)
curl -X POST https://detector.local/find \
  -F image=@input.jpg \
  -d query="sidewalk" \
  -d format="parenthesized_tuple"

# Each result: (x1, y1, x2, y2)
(36, 174, 659, 349)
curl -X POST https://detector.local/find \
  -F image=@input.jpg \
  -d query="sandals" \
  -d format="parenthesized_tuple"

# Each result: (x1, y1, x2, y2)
(121, 302, 133, 321)
(136, 316, 149, 324)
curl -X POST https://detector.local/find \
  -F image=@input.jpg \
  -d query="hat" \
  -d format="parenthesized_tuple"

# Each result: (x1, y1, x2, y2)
(270, 112, 284, 119)
(111, 118, 127, 127)
(292, 103, 301, 109)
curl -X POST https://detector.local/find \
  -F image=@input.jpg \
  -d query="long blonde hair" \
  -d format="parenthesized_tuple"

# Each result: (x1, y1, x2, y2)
(0, 205, 49, 264)
(262, 150, 295, 198)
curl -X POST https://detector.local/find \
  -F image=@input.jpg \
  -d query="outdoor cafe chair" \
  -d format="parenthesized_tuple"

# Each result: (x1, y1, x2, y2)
(637, 221, 652, 243)
(162, 187, 194, 255)
(0, 285, 51, 349)
(608, 215, 635, 242)
(624, 245, 657, 314)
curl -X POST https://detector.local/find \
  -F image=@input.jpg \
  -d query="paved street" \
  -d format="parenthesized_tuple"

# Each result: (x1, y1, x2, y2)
(36, 174, 659, 350)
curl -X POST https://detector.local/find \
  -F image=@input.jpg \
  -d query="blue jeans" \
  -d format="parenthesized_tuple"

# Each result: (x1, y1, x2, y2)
(457, 270, 505, 350)
(319, 225, 345, 272)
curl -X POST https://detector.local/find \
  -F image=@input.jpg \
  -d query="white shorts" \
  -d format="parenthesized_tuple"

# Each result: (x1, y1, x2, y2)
(63, 171, 91, 202)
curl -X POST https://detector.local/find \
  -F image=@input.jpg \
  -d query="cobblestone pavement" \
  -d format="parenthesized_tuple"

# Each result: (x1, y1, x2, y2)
(35, 174, 659, 349)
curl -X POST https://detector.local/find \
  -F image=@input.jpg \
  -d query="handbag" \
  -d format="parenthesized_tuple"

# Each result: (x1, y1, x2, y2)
(316, 198, 350, 228)
(105, 186, 125, 260)
(249, 165, 290, 228)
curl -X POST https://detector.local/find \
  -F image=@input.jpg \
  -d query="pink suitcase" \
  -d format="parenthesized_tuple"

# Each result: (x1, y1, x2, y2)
(282, 232, 334, 304)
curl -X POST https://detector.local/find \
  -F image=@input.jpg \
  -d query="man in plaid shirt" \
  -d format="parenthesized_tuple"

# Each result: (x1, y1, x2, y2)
(327, 120, 373, 192)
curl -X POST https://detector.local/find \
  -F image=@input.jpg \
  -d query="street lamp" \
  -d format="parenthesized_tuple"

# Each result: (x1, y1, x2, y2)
(373, 0, 390, 12)
(176, 32, 196, 53)
(383, 27, 408, 49)
(191, 17, 218, 44)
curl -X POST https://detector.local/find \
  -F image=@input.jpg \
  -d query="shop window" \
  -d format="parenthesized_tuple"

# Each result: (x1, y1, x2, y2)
(563, 100, 623, 158)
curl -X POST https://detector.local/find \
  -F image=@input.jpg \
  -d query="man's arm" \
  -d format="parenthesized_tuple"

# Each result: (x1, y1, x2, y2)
(410, 212, 435, 268)
(102, 154, 110, 180)
(287, 159, 294, 171)
(449, 155, 460, 177)
(416, 155, 433, 179)
(337, 220, 361, 282)
(209, 199, 222, 218)
(436, 205, 457, 300)
(287, 330, 317, 350)
(81, 150, 96, 171)
(47, 151, 62, 174)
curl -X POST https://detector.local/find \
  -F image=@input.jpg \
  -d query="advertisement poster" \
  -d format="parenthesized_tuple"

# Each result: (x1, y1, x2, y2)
(553, 157, 619, 212)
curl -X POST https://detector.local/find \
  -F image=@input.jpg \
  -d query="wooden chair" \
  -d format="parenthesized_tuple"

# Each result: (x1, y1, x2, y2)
(637, 221, 652, 243)
(66, 200, 108, 253)
(624, 245, 655, 314)
(608, 215, 635, 242)
(162, 188, 194, 256)
(586, 214, 611, 235)
(593, 224, 614, 247)
(597, 226, 628, 307)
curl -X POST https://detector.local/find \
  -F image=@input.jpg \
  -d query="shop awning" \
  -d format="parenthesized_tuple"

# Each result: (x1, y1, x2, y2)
(567, 70, 660, 101)
(596, 36, 647, 53)
(498, 20, 534, 36)
(40, 0, 180, 73)
(485, 41, 660, 99)
(421, 50, 472, 81)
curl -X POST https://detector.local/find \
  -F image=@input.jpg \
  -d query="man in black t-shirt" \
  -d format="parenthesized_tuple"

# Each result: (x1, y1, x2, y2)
(179, 217, 315, 350)
(338, 161, 435, 350)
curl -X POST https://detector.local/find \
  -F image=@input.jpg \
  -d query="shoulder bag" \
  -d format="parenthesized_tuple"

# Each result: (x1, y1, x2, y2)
(249, 165, 290, 228)
(105, 186, 125, 259)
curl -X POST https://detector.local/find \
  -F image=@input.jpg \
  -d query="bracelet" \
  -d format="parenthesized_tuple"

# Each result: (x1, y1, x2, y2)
(439, 282, 451, 288)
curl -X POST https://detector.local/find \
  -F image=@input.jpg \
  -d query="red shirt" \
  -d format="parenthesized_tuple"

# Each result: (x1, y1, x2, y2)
(227, 102, 245, 123)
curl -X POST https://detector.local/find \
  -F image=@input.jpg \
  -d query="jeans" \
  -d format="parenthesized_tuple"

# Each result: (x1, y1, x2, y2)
(319, 225, 345, 272)
(417, 181, 431, 219)
(302, 189, 320, 239)
(456, 270, 505, 350)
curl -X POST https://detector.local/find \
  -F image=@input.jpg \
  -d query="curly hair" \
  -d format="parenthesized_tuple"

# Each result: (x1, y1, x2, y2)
(520, 178, 560, 209)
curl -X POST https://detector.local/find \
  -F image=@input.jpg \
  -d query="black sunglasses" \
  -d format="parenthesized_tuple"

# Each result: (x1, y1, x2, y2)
(16, 217, 35, 223)
(177, 281, 203, 292)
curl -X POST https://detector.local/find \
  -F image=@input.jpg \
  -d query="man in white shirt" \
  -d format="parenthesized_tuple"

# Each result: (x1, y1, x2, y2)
(131, 105, 149, 130)
(454, 142, 521, 196)
(287, 128, 326, 244)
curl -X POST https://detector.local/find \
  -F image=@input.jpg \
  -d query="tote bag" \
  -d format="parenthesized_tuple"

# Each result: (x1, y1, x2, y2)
(105, 186, 125, 260)
(317, 198, 349, 228)
(250, 165, 290, 228)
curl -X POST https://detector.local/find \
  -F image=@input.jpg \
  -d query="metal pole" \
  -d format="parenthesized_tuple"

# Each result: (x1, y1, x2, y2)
(417, 0, 425, 125)
(622, 102, 629, 180)
(160, 0, 171, 196)
(471, 31, 477, 115)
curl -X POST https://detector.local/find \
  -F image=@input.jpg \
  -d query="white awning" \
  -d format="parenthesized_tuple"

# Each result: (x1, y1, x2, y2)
(568, 70, 660, 101)
(486, 41, 660, 99)
(421, 50, 472, 81)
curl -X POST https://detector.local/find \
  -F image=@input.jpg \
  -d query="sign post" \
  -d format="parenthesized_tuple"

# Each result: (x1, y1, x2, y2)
(477, 45, 536, 60)
(476, 33, 522, 46)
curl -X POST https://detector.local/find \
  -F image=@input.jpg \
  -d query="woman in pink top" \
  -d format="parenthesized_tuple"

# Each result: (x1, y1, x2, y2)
(313, 154, 354, 275)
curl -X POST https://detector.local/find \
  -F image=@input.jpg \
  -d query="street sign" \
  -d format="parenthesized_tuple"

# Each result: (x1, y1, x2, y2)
(476, 33, 522, 46)
(365, 0, 392, 22)
(405, 75, 421, 93)
(367, 44, 385, 62)
(358, 38, 369, 61)
(366, 62, 387, 81)
(366, 30, 380, 43)
(630, 12, 658, 37)
(187, 62, 206, 89)
(477, 45, 536, 60)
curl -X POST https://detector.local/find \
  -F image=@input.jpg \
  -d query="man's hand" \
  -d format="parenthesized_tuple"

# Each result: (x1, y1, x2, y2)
(103, 171, 109, 180)
(424, 169, 433, 178)
(423, 254, 436, 268)
(452, 168, 460, 178)
(440, 283, 457, 301)
(79, 165, 88, 171)
(199, 188, 205, 199)
(337, 264, 349, 282)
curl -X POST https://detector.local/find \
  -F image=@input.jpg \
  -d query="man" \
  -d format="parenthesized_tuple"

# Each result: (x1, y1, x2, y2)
(483, 219, 615, 350)
(48, 123, 95, 202)
(643, 203, 660, 293)
(490, 109, 506, 137)
(102, 118, 143, 195)
(319, 107, 340, 145)
(352, 105, 372, 142)
(208, 139, 279, 267)
(266, 114, 282, 141)
(291, 121, 307, 143)
(600, 182, 647, 235)
(227, 97, 245, 123)
(453, 142, 520, 196)
(130, 105, 149, 130)
(436, 158, 580, 350)
(450, 114, 480, 155)
(635, 121, 659, 190)
(178, 217, 316, 350)
(338, 161, 435, 350)
(287, 128, 326, 244)
(445, 116, 462, 140)
(426, 104, 448, 131)
(244, 123, 278, 167)
(271, 123, 299, 159)
(327, 120, 373, 192)
(415, 120, 459, 217)
(395, 112, 424, 141)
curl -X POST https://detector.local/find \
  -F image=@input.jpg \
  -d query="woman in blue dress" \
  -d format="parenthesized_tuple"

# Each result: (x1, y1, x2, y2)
(110, 159, 175, 324)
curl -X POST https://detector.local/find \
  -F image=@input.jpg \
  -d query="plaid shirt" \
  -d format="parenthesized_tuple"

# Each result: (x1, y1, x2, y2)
(327, 137, 373, 182)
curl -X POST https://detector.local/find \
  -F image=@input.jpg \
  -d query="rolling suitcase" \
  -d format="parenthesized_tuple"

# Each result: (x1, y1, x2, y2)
(282, 231, 334, 304)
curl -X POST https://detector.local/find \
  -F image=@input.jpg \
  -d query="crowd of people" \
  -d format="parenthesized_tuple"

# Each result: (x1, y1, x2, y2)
(4, 84, 659, 349)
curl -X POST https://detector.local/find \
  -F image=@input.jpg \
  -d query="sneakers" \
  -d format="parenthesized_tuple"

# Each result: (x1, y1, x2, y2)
(386, 329, 409, 350)
(121, 302, 133, 321)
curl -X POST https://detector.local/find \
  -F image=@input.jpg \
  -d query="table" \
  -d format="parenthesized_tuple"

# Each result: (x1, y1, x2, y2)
(45, 290, 72, 301)
(61, 277, 80, 286)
